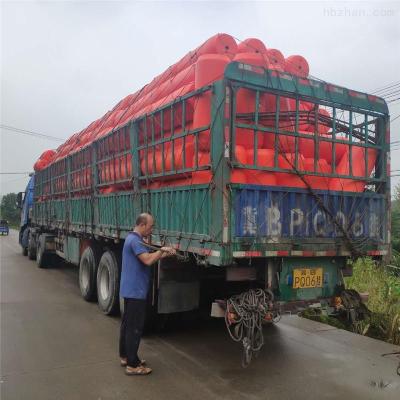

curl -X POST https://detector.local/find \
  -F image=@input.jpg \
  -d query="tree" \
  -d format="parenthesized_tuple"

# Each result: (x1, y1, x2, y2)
(0, 193, 20, 226)
(391, 184, 400, 252)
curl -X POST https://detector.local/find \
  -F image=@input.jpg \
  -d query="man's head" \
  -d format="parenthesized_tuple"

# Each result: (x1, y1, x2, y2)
(134, 213, 154, 238)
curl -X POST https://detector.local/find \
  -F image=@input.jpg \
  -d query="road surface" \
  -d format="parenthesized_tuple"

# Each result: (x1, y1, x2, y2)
(1, 230, 399, 400)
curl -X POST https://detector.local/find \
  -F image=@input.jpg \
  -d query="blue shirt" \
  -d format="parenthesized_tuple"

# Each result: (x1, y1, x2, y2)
(120, 232, 151, 299)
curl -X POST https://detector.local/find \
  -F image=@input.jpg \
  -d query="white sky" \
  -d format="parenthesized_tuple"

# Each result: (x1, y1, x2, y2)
(1, 0, 399, 195)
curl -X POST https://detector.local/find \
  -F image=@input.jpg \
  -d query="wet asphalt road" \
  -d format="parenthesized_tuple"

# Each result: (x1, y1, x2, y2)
(1, 230, 399, 400)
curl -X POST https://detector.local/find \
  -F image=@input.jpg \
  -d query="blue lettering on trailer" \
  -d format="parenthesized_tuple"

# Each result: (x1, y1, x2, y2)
(234, 186, 386, 240)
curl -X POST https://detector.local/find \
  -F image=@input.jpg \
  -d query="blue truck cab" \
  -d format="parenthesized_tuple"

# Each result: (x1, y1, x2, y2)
(18, 175, 35, 255)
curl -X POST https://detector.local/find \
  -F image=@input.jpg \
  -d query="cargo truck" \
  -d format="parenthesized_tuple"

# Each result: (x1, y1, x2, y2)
(18, 61, 390, 328)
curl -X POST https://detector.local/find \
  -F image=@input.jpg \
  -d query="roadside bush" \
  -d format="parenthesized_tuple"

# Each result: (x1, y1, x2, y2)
(345, 257, 400, 345)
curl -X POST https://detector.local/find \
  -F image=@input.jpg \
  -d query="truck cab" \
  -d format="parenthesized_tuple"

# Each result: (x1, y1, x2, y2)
(17, 175, 35, 256)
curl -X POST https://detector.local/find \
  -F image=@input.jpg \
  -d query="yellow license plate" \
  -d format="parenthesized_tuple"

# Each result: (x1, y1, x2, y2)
(293, 268, 323, 289)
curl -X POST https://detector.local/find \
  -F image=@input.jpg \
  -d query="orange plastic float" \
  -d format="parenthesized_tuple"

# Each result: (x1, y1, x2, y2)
(284, 55, 309, 78)
(40, 149, 56, 162)
(177, 33, 237, 70)
(234, 145, 248, 164)
(231, 169, 248, 184)
(265, 49, 285, 71)
(302, 158, 331, 190)
(155, 64, 196, 101)
(193, 54, 230, 151)
(276, 153, 307, 188)
(233, 53, 270, 150)
(315, 109, 331, 135)
(244, 148, 277, 185)
(237, 38, 267, 54)
(330, 146, 377, 192)
(33, 34, 376, 196)
(130, 33, 237, 110)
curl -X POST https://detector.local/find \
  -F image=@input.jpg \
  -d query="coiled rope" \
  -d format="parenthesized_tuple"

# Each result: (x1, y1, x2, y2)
(225, 288, 278, 367)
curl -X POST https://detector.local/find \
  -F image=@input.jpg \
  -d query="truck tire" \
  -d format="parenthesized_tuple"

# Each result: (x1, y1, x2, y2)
(36, 235, 50, 268)
(21, 227, 29, 256)
(79, 246, 99, 302)
(28, 231, 37, 260)
(97, 250, 120, 315)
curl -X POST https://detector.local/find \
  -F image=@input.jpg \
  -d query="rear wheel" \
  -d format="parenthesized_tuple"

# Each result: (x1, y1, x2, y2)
(21, 227, 28, 256)
(28, 231, 37, 260)
(36, 235, 50, 268)
(97, 250, 120, 315)
(79, 246, 99, 302)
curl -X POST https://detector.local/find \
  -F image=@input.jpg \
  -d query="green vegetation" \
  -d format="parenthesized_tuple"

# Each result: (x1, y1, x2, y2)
(391, 184, 400, 253)
(0, 193, 20, 227)
(345, 258, 400, 345)
(300, 258, 400, 345)
(300, 308, 348, 330)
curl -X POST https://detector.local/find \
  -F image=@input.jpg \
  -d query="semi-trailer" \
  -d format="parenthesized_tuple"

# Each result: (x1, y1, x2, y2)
(18, 34, 390, 342)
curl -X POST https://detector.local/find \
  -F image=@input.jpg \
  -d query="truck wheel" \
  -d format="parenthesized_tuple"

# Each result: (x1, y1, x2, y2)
(97, 250, 120, 315)
(79, 246, 99, 302)
(28, 231, 37, 260)
(36, 235, 49, 268)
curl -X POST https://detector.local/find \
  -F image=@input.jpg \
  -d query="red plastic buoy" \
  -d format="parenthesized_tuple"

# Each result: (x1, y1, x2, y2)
(233, 52, 269, 69)
(330, 146, 377, 192)
(265, 49, 285, 71)
(139, 33, 237, 106)
(195, 54, 231, 88)
(316, 109, 331, 135)
(179, 33, 238, 69)
(237, 38, 267, 54)
(276, 153, 307, 188)
(233, 53, 269, 118)
(302, 157, 331, 190)
(193, 54, 230, 151)
(246, 148, 275, 167)
(155, 64, 195, 101)
(231, 169, 248, 184)
(285, 55, 309, 78)
(248, 171, 277, 185)
(40, 149, 56, 162)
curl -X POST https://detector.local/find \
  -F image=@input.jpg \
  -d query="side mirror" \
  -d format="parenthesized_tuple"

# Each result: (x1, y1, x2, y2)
(16, 192, 24, 209)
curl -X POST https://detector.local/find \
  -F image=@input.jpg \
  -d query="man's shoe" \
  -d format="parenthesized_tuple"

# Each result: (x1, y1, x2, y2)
(120, 358, 146, 367)
(125, 365, 152, 375)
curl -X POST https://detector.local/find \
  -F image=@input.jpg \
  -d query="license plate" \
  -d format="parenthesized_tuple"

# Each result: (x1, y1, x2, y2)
(293, 268, 323, 289)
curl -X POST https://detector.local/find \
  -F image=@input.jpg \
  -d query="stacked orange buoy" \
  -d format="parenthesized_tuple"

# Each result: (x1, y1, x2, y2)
(34, 34, 375, 195)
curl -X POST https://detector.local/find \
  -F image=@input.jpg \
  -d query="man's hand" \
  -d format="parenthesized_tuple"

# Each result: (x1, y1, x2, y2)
(160, 246, 176, 258)
(138, 246, 176, 266)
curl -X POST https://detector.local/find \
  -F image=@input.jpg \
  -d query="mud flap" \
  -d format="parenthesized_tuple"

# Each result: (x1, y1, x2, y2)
(157, 258, 200, 314)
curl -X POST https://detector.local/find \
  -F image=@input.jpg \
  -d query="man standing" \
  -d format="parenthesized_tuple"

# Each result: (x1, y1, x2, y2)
(119, 213, 176, 375)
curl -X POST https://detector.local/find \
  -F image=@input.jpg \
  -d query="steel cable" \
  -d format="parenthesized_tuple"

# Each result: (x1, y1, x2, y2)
(225, 288, 277, 367)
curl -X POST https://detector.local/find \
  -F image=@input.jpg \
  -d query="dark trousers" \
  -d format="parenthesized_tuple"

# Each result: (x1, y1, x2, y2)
(119, 298, 147, 367)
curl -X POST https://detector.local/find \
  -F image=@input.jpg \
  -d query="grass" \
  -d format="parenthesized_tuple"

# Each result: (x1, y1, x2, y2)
(345, 257, 400, 345)
(300, 257, 400, 345)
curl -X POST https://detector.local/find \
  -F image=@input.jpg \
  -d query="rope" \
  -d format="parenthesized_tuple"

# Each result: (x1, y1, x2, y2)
(225, 288, 279, 367)
(140, 241, 188, 262)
